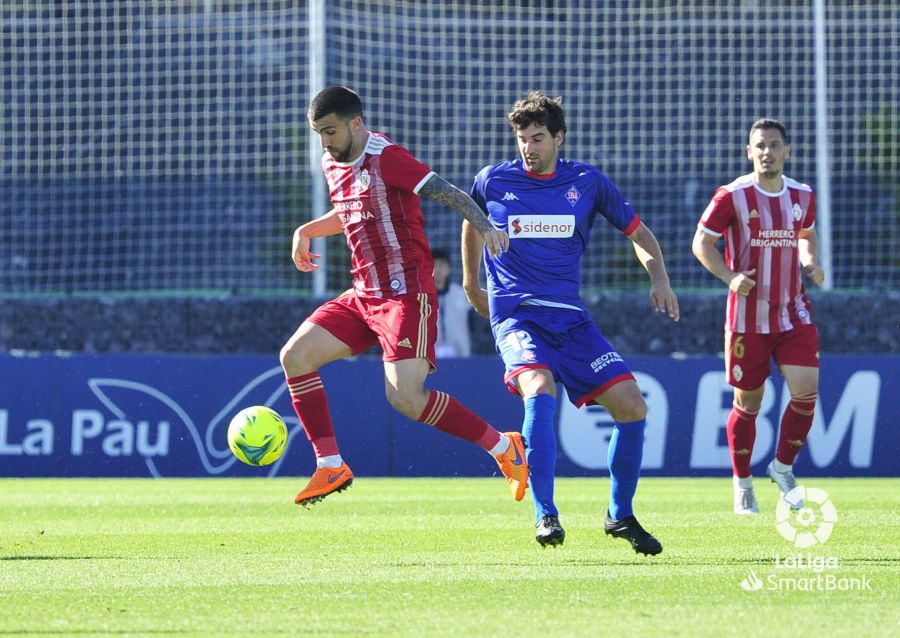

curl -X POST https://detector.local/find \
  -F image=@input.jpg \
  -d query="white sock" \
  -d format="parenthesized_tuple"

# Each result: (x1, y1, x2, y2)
(316, 454, 343, 469)
(489, 434, 511, 457)
(772, 459, 792, 473)
(734, 475, 753, 489)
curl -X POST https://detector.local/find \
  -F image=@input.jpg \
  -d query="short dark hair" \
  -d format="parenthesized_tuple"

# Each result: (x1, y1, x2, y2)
(431, 247, 450, 263)
(750, 118, 788, 143)
(308, 85, 363, 122)
(507, 90, 567, 137)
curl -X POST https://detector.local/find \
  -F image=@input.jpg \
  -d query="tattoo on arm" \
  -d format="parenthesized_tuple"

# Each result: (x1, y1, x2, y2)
(420, 175, 493, 234)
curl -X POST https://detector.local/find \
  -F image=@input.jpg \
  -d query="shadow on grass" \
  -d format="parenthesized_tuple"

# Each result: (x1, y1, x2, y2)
(387, 555, 805, 567)
(0, 633, 189, 636)
(838, 557, 900, 565)
(0, 555, 111, 561)
(0, 633, 316, 636)
(0, 632, 358, 636)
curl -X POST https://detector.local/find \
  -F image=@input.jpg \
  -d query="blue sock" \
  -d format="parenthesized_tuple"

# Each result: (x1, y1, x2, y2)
(522, 394, 558, 523)
(607, 418, 646, 520)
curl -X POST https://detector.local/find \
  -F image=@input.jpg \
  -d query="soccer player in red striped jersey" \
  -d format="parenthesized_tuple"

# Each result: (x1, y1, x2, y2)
(281, 85, 528, 508)
(693, 118, 826, 515)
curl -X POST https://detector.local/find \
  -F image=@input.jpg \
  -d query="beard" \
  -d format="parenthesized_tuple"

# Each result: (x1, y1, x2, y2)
(327, 141, 354, 163)
(525, 155, 551, 174)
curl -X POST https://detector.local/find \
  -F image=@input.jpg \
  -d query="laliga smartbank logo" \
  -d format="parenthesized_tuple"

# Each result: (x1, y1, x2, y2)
(739, 488, 872, 593)
(775, 486, 837, 548)
(739, 570, 765, 591)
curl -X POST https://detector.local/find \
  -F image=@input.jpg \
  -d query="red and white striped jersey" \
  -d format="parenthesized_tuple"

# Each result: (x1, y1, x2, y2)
(699, 173, 817, 334)
(322, 132, 436, 298)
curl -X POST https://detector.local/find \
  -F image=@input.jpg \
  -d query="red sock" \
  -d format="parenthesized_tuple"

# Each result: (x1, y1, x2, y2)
(286, 373, 339, 458)
(776, 393, 817, 465)
(418, 390, 501, 451)
(727, 404, 758, 478)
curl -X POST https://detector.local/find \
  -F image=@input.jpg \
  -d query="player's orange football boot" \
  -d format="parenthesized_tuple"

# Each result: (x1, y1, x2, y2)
(495, 432, 528, 501)
(295, 462, 354, 508)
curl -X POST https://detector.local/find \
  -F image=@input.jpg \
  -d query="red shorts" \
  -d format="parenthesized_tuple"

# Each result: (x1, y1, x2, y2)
(306, 289, 437, 367)
(725, 324, 819, 390)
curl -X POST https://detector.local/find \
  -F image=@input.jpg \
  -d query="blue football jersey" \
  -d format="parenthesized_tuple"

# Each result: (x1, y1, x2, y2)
(471, 158, 639, 324)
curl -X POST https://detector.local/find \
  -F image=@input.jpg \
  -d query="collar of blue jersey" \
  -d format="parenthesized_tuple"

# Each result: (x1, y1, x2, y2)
(522, 158, 558, 180)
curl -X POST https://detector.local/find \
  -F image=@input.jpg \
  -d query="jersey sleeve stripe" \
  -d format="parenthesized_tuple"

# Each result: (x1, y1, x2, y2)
(622, 214, 641, 236)
(412, 171, 436, 194)
(698, 223, 722, 237)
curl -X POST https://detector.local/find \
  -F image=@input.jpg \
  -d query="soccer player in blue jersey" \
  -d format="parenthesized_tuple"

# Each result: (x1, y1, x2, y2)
(462, 90, 679, 554)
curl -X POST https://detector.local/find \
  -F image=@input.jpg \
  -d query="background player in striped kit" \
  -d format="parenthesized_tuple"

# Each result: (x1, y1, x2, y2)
(282, 86, 528, 508)
(693, 118, 826, 515)
(463, 90, 679, 554)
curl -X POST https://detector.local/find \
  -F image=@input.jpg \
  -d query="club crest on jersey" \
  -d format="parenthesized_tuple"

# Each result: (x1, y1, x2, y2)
(565, 185, 581, 206)
(792, 203, 803, 221)
(356, 168, 371, 193)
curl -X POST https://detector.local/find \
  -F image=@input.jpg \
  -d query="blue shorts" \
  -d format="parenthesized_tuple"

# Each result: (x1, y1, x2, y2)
(493, 305, 634, 407)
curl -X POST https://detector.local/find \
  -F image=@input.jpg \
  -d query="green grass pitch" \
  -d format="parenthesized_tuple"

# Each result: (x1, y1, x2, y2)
(1, 477, 897, 637)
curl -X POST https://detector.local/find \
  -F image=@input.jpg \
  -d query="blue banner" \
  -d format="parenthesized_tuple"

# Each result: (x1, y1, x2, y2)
(1, 353, 897, 477)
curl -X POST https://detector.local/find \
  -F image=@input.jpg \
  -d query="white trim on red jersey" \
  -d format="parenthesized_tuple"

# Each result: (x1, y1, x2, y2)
(412, 171, 435, 194)
(321, 132, 436, 298)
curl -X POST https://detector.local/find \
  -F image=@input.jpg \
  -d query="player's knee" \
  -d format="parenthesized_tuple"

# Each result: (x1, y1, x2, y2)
(734, 398, 762, 413)
(610, 395, 647, 423)
(517, 372, 555, 397)
(279, 341, 312, 376)
(278, 342, 293, 371)
(385, 386, 425, 419)
(733, 388, 764, 413)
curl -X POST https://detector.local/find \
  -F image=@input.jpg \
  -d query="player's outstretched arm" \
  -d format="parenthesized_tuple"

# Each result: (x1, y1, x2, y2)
(461, 220, 489, 318)
(419, 174, 509, 258)
(291, 209, 343, 272)
(628, 222, 679, 321)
